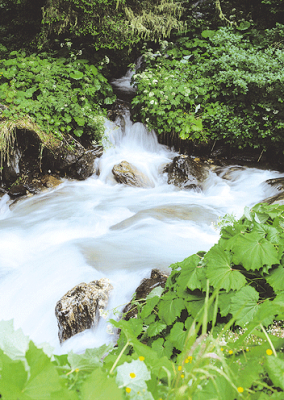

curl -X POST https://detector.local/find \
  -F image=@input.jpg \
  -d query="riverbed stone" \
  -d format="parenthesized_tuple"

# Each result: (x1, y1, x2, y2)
(265, 177, 284, 192)
(112, 160, 154, 188)
(123, 269, 168, 320)
(165, 155, 209, 189)
(55, 278, 113, 343)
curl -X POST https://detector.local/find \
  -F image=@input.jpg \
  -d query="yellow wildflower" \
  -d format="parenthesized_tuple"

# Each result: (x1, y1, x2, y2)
(266, 349, 273, 356)
(139, 356, 145, 361)
(237, 387, 244, 393)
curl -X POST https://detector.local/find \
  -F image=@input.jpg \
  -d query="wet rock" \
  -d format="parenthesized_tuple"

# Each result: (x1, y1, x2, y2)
(112, 160, 154, 188)
(123, 269, 168, 320)
(41, 174, 62, 188)
(55, 278, 113, 343)
(0, 187, 7, 197)
(2, 148, 22, 184)
(66, 150, 96, 180)
(8, 184, 27, 198)
(165, 155, 209, 189)
(212, 165, 246, 181)
(261, 192, 284, 206)
(265, 177, 284, 192)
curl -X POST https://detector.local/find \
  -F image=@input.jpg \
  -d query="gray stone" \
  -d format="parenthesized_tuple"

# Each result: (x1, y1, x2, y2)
(55, 278, 113, 343)
(165, 155, 209, 189)
(112, 160, 154, 188)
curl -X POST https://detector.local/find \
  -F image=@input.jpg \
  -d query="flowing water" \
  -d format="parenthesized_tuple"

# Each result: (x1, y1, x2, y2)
(0, 77, 283, 355)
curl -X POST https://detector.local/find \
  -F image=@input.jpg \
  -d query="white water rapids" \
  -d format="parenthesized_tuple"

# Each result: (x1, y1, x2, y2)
(0, 97, 284, 355)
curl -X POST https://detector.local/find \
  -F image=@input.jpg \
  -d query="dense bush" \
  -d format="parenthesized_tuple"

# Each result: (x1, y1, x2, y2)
(0, 51, 115, 141)
(132, 26, 284, 150)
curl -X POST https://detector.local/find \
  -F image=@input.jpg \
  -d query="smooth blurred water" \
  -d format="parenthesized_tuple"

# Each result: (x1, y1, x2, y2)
(0, 111, 283, 354)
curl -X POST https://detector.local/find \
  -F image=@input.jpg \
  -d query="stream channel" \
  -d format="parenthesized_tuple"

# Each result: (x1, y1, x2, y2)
(0, 69, 284, 355)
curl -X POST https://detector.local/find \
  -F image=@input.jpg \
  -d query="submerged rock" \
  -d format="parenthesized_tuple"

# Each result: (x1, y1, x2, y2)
(123, 269, 168, 320)
(265, 177, 284, 192)
(112, 160, 154, 188)
(55, 278, 113, 343)
(261, 191, 284, 206)
(165, 155, 209, 190)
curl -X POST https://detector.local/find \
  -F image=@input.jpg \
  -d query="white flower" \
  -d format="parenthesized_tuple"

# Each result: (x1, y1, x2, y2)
(106, 325, 114, 334)
(273, 110, 279, 114)
(150, 100, 155, 104)
(262, 116, 268, 121)
(149, 92, 154, 97)
(99, 309, 109, 319)
(152, 79, 158, 84)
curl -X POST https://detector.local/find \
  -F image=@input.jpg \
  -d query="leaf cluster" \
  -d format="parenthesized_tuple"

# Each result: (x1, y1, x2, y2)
(0, 51, 115, 141)
(132, 26, 284, 150)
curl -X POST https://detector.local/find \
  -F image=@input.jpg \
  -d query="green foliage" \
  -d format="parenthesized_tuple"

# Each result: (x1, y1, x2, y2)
(41, 0, 184, 51)
(0, 51, 115, 141)
(132, 26, 284, 150)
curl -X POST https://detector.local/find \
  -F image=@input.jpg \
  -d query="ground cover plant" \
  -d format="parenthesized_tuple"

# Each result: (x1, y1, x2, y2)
(1, 203, 284, 399)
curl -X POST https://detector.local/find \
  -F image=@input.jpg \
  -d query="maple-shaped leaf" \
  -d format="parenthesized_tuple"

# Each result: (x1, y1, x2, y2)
(158, 296, 185, 325)
(231, 232, 279, 271)
(178, 254, 205, 291)
(253, 223, 281, 244)
(204, 245, 247, 292)
(266, 265, 284, 294)
(230, 286, 259, 327)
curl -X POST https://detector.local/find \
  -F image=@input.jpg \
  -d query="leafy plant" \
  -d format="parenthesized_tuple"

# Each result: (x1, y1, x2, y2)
(132, 26, 284, 151)
(0, 51, 115, 142)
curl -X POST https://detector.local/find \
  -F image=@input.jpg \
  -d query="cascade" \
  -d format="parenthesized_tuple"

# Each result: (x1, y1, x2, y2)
(0, 68, 283, 355)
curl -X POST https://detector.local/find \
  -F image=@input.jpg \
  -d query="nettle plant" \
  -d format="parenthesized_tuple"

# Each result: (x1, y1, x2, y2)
(132, 26, 284, 150)
(0, 51, 116, 141)
(1, 203, 284, 399)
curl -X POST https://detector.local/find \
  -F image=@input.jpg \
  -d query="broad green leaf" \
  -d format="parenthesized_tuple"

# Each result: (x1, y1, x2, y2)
(81, 368, 123, 400)
(74, 116, 85, 126)
(205, 245, 247, 292)
(266, 265, 284, 294)
(23, 341, 62, 399)
(0, 320, 29, 363)
(147, 322, 167, 337)
(0, 349, 29, 400)
(178, 254, 205, 291)
(169, 322, 186, 351)
(230, 286, 259, 327)
(218, 292, 235, 317)
(70, 70, 84, 80)
(201, 30, 216, 38)
(265, 355, 284, 390)
(68, 344, 112, 372)
(146, 286, 164, 300)
(158, 296, 184, 325)
(231, 232, 279, 271)
(237, 21, 251, 30)
(90, 65, 98, 76)
(140, 296, 160, 319)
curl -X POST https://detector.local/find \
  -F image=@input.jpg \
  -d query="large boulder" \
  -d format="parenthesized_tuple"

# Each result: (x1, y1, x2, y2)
(123, 269, 168, 320)
(55, 278, 113, 343)
(165, 155, 209, 190)
(112, 160, 154, 188)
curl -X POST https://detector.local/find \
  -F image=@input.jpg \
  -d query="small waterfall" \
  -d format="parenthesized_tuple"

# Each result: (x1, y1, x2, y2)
(0, 67, 283, 355)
